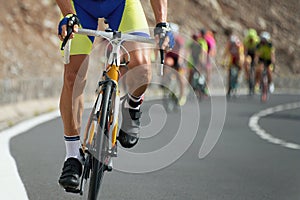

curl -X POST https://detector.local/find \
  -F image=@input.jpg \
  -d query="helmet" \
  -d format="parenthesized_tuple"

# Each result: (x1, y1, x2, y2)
(247, 28, 257, 39)
(192, 34, 198, 40)
(200, 28, 206, 36)
(230, 35, 240, 45)
(260, 31, 271, 42)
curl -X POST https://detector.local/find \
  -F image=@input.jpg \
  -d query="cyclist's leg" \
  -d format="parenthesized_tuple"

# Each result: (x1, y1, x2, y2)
(266, 61, 273, 83)
(110, 0, 150, 96)
(60, 0, 97, 136)
(164, 53, 175, 85)
(59, 1, 98, 189)
(255, 60, 263, 86)
(165, 53, 186, 104)
(206, 56, 212, 87)
(60, 55, 89, 137)
(177, 67, 187, 105)
(244, 55, 251, 80)
(110, 0, 150, 148)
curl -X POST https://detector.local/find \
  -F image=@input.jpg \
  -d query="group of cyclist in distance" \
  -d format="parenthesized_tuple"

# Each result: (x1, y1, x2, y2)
(54, 0, 276, 193)
(160, 25, 217, 105)
(185, 26, 276, 99)
(222, 28, 276, 97)
(161, 25, 276, 102)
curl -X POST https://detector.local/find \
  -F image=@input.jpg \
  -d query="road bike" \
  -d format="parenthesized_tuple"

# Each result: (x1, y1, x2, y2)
(62, 28, 155, 199)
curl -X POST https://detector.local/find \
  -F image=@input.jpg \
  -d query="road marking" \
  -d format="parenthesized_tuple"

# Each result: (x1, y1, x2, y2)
(249, 102, 300, 150)
(0, 110, 60, 200)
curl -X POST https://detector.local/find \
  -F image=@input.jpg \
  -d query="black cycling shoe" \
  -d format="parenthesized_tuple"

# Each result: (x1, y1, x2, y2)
(118, 129, 139, 148)
(58, 157, 82, 189)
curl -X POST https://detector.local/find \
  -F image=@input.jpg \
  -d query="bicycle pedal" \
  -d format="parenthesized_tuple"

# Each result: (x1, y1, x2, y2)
(65, 187, 82, 194)
(106, 159, 113, 172)
(106, 165, 113, 172)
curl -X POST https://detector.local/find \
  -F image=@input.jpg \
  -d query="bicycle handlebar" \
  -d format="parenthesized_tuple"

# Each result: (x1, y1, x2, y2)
(78, 28, 155, 44)
(63, 28, 165, 75)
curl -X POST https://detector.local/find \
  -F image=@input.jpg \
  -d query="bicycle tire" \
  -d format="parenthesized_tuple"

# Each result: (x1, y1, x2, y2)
(87, 81, 113, 200)
(261, 70, 268, 102)
(227, 66, 238, 97)
(248, 63, 255, 95)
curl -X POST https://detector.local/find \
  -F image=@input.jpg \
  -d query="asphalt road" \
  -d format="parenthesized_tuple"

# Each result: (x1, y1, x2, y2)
(10, 94, 300, 200)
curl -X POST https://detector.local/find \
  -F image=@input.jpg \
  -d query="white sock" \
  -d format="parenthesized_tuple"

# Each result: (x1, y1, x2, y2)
(124, 93, 143, 110)
(64, 135, 81, 160)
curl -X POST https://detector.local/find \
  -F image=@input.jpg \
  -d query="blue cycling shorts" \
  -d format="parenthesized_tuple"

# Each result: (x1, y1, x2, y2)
(67, 0, 149, 55)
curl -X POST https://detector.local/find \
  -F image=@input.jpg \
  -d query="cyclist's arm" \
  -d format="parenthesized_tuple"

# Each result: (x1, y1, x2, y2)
(150, 0, 168, 23)
(56, 0, 78, 41)
(271, 48, 276, 64)
(56, 0, 75, 16)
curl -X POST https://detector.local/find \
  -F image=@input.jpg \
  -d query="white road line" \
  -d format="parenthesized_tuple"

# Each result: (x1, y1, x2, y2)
(0, 110, 60, 200)
(249, 102, 300, 150)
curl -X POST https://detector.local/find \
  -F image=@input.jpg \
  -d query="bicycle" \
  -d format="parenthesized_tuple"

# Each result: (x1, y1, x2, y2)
(62, 28, 156, 199)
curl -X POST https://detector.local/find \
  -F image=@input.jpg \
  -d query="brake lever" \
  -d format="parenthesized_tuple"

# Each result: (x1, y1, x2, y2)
(61, 25, 73, 50)
(159, 49, 165, 76)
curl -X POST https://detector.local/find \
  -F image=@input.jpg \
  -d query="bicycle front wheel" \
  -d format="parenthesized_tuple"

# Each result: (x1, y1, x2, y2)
(261, 72, 268, 102)
(88, 81, 113, 200)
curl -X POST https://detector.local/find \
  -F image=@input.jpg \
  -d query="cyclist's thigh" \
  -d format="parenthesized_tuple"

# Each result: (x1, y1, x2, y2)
(256, 61, 263, 74)
(110, 0, 151, 69)
(115, 0, 149, 34)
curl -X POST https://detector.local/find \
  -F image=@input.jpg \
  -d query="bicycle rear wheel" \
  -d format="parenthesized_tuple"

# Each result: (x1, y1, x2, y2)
(260, 70, 268, 102)
(248, 63, 255, 95)
(88, 81, 113, 200)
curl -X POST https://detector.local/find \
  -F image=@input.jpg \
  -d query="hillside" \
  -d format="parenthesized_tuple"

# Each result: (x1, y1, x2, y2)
(142, 0, 300, 74)
(0, 0, 299, 103)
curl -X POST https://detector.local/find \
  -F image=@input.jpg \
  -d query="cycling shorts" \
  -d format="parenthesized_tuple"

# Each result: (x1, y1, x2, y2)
(247, 51, 255, 61)
(258, 58, 272, 68)
(65, 0, 149, 55)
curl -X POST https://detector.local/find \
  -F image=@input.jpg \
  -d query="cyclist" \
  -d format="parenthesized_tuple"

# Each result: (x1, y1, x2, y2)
(255, 31, 276, 93)
(222, 34, 244, 96)
(243, 28, 260, 91)
(164, 23, 186, 106)
(56, 0, 174, 190)
(187, 33, 207, 83)
(186, 31, 208, 96)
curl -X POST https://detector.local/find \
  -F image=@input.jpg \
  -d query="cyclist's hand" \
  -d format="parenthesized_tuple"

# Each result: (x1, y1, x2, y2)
(58, 14, 79, 40)
(154, 22, 174, 50)
(58, 14, 80, 50)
